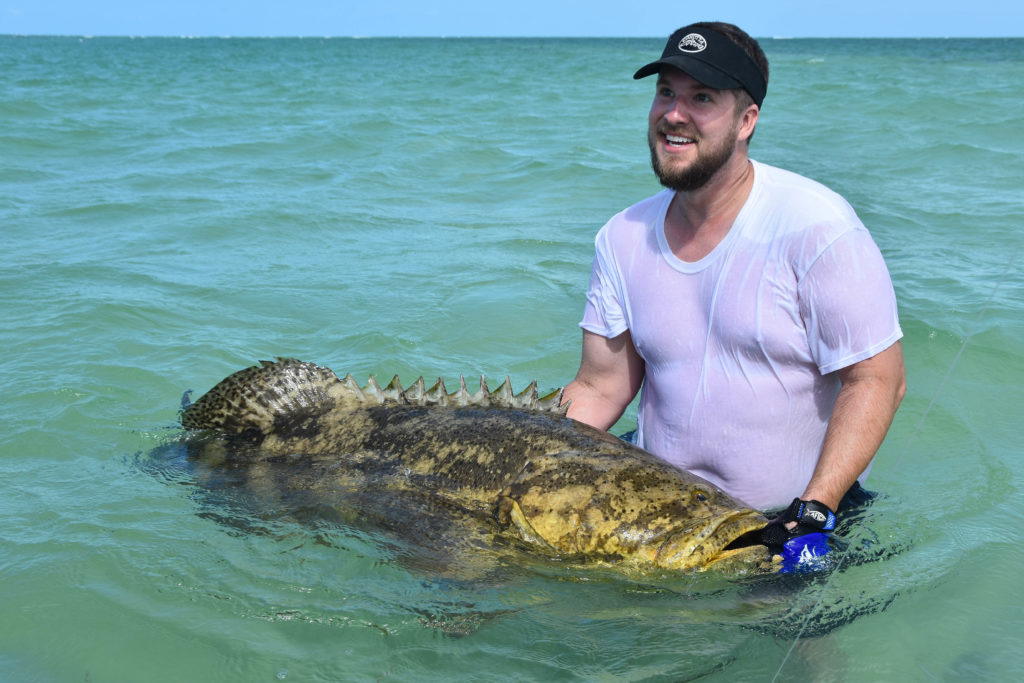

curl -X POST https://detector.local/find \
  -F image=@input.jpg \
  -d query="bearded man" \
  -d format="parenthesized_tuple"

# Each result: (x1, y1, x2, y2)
(562, 22, 906, 564)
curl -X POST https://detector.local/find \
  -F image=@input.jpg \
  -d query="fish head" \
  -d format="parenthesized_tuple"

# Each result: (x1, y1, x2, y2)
(499, 451, 774, 574)
(600, 471, 774, 573)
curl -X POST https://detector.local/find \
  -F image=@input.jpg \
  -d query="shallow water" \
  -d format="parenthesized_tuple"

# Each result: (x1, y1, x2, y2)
(2, 36, 1023, 681)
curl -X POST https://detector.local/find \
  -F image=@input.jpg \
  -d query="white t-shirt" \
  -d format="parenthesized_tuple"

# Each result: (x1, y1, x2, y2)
(580, 160, 902, 510)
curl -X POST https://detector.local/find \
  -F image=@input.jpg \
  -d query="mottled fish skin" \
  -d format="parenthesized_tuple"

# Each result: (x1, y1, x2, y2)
(181, 358, 773, 574)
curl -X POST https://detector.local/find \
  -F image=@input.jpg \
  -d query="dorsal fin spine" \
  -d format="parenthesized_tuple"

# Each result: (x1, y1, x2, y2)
(514, 380, 539, 409)
(364, 375, 384, 403)
(341, 373, 365, 400)
(383, 375, 405, 403)
(404, 377, 427, 405)
(540, 388, 568, 415)
(450, 376, 471, 406)
(493, 377, 514, 406)
(425, 378, 449, 406)
(472, 376, 490, 406)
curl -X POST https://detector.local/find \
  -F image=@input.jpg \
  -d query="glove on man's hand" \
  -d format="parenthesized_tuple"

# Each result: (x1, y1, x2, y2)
(761, 498, 837, 572)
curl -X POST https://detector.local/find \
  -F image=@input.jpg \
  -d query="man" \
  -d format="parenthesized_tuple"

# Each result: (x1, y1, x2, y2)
(562, 22, 906, 558)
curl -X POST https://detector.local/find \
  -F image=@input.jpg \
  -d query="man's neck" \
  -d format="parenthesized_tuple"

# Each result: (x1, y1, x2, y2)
(664, 155, 755, 263)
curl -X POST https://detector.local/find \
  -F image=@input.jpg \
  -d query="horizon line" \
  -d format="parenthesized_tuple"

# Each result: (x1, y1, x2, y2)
(3, 33, 1021, 40)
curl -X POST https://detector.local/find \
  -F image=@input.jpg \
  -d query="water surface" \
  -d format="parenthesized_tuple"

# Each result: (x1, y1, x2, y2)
(2, 36, 1023, 681)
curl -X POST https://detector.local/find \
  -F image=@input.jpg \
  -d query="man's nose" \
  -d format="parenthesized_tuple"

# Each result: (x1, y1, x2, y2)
(663, 97, 691, 124)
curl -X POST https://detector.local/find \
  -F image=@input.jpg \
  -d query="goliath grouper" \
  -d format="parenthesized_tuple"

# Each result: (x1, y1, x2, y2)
(180, 358, 775, 575)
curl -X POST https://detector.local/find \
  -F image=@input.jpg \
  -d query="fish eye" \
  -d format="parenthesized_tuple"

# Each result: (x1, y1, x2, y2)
(694, 490, 708, 503)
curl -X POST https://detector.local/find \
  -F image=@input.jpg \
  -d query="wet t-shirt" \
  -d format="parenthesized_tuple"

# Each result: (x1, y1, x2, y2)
(580, 160, 902, 510)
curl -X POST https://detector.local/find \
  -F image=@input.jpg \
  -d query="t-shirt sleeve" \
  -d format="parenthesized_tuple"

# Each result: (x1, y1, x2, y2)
(798, 227, 903, 374)
(579, 227, 630, 339)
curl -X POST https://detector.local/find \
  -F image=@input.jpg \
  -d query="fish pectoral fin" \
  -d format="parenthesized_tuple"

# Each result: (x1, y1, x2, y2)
(496, 496, 559, 553)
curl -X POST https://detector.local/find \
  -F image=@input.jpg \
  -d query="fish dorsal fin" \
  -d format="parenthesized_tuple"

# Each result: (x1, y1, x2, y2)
(181, 358, 343, 433)
(336, 370, 568, 412)
(349, 371, 567, 413)
(182, 359, 570, 434)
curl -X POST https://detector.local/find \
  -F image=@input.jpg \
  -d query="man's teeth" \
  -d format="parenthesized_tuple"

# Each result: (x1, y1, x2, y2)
(666, 135, 694, 145)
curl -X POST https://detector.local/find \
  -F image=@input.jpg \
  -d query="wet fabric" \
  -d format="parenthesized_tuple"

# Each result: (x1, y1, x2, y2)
(582, 161, 902, 510)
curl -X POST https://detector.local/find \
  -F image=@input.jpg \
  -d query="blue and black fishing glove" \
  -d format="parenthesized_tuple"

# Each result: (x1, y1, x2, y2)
(760, 498, 836, 573)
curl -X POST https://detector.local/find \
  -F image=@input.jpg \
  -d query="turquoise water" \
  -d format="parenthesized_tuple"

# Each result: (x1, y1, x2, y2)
(2, 35, 1023, 681)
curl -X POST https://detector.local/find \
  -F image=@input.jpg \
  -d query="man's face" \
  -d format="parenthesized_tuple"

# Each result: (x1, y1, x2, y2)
(647, 68, 749, 192)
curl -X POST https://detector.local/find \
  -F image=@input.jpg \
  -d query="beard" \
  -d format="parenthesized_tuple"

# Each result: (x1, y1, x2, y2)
(648, 127, 738, 192)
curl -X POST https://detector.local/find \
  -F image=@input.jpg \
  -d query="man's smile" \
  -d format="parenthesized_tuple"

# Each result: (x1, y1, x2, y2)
(664, 134, 695, 148)
(657, 125, 698, 150)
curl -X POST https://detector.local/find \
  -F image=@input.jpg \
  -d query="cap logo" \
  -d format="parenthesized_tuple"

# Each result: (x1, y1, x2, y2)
(677, 33, 707, 53)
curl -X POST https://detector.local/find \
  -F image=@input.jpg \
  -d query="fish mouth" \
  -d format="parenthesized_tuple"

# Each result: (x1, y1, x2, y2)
(704, 511, 774, 570)
(655, 510, 772, 571)
(721, 526, 766, 552)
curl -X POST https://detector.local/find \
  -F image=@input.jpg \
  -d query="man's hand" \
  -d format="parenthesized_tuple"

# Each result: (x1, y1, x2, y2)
(761, 498, 837, 572)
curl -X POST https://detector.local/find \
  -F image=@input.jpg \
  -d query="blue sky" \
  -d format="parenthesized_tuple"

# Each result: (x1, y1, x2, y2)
(2, 0, 1021, 38)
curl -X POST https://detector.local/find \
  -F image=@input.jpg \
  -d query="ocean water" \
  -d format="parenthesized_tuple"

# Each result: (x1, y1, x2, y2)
(2, 35, 1022, 681)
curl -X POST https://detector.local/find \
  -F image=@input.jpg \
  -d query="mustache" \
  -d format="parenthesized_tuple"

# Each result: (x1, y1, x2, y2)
(655, 124, 699, 140)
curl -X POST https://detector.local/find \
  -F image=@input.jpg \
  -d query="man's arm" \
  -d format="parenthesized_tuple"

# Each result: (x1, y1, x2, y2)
(800, 341, 907, 511)
(562, 329, 645, 431)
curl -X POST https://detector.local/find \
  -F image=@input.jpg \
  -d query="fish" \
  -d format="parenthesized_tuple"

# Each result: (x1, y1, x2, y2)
(179, 358, 774, 575)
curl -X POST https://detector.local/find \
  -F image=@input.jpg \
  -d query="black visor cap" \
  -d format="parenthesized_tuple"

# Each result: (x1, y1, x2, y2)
(634, 26, 766, 108)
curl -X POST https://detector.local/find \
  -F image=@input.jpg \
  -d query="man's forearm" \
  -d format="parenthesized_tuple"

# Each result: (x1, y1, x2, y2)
(801, 342, 906, 511)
